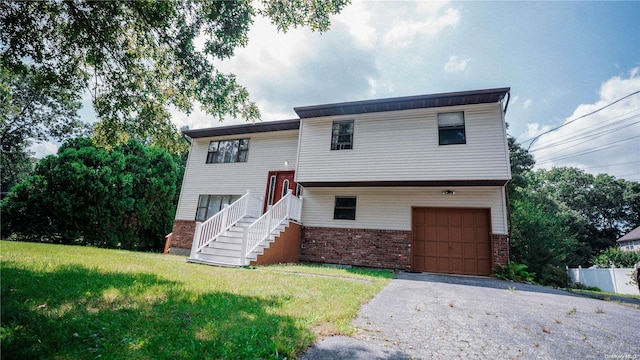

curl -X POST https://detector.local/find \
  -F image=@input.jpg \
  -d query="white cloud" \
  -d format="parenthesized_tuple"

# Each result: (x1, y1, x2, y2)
(444, 56, 468, 73)
(333, 0, 377, 48)
(382, 6, 460, 47)
(29, 141, 59, 159)
(523, 99, 533, 110)
(527, 68, 640, 180)
(521, 123, 552, 142)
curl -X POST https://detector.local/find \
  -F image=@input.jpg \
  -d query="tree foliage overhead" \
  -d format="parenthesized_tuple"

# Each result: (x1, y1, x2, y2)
(1, 138, 184, 251)
(0, 0, 349, 150)
(0, 64, 89, 192)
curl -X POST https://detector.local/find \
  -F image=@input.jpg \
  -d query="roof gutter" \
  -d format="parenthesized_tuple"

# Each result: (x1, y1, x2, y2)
(181, 132, 192, 145)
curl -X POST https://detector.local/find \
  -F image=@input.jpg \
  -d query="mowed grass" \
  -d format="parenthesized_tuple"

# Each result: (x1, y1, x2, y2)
(1, 241, 393, 359)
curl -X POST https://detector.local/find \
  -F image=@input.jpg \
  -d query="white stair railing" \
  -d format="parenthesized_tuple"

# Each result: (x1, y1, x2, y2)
(240, 190, 302, 264)
(190, 190, 257, 259)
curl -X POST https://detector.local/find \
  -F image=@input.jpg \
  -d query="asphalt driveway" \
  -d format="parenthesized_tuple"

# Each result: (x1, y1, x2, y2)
(301, 272, 640, 359)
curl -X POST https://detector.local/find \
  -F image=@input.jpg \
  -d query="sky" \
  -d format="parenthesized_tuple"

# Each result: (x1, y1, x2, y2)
(32, 1, 640, 181)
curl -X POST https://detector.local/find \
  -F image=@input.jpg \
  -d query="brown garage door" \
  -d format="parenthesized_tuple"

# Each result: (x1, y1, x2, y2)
(412, 207, 491, 276)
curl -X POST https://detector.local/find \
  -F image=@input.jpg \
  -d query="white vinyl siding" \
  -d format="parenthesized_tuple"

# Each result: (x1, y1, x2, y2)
(296, 103, 511, 183)
(301, 186, 508, 234)
(175, 130, 299, 220)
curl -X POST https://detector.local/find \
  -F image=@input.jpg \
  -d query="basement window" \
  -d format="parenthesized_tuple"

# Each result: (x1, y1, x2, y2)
(438, 112, 466, 145)
(333, 196, 356, 220)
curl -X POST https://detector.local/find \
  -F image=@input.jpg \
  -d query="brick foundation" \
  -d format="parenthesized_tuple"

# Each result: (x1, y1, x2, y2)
(300, 227, 412, 270)
(491, 233, 509, 267)
(170, 220, 197, 250)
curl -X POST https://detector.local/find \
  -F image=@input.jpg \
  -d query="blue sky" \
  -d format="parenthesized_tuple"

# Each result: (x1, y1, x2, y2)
(34, 1, 640, 181)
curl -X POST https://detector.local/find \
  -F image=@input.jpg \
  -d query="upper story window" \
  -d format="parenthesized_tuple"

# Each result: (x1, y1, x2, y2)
(438, 112, 466, 145)
(331, 120, 354, 150)
(206, 139, 249, 163)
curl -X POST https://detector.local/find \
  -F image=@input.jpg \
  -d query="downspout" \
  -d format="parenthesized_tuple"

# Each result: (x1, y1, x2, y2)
(505, 181, 512, 256)
(294, 118, 303, 184)
(502, 90, 512, 258)
(502, 90, 511, 114)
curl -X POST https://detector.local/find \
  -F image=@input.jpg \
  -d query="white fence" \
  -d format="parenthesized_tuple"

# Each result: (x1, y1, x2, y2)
(566, 266, 639, 295)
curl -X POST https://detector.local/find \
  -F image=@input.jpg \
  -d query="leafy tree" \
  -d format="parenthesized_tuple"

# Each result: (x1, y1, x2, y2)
(509, 188, 583, 281)
(507, 136, 535, 184)
(505, 133, 640, 277)
(0, 64, 88, 192)
(1, 0, 348, 150)
(591, 248, 640, 268)
(535, 168, 640, 256)
(1, 138, 184, 251)
(0, 142, 36, 194)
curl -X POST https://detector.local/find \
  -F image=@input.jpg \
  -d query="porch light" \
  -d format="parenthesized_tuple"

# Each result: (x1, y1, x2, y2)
(442, 190, 456, 195)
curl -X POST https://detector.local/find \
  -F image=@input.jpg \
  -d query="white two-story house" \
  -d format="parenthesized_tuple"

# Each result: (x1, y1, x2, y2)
(170, 88, 512, 276)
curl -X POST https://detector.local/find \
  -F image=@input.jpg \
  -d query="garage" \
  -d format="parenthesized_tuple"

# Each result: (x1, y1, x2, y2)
(412, 207, 492, 276)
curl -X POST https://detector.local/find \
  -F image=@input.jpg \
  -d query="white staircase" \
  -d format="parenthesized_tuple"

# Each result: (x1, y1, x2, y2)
(188, 216, 290, 266)
(187, 189, 302, 267)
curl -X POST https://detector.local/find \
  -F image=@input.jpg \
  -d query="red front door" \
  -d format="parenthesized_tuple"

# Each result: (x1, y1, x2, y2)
(264, 171, 297, 212)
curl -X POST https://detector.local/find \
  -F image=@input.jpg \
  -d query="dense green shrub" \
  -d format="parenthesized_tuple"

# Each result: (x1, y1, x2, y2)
(591, 248, 640, 268)
(494, 262, 536, 283)
(539, 264, 569, 288)
(1, 138, 184, 251)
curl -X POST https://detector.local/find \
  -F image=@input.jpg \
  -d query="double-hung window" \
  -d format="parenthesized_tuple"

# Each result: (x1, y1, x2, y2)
(331, 120, 354, 150)
(333, 196, 357, 220)
(437, 112, 466, 145)
(206, 139, 249, 163)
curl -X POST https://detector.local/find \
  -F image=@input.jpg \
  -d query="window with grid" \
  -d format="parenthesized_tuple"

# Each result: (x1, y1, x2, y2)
(206, 139, 249, 163)
(437, 112, 466, 145)
(195, 195, 241, 221)
(333, 196, 356, 220)
(331, 120, 354, 150)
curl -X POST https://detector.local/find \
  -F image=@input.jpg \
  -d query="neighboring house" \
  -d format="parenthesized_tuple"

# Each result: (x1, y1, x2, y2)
(617, 226, 640, 251)
(170, 88, 512, 276)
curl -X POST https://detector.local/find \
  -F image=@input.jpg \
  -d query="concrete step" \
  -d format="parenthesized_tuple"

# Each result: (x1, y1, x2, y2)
(216, 235, 244, 244)
(187, 257, 241, 268)
(200, 247, 241, 258)
(190, 253, 243, 266)
(206, 241, 242, 251)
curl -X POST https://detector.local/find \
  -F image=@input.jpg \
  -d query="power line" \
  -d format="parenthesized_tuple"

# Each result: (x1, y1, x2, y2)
(578, 160, 640, 170)
(612, 172, 640, 180)
(535, 134, 640, 165)
(530, 115, 640, 153)
(523, 90, 640, 150)
(528, 110, 640, 152)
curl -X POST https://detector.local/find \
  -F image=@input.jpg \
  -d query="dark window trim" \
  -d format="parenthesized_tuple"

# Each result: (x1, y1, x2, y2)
(196, 195, 241, 221)
(333, 196, 357, 220)
(331, 120, 354, 150)
(438, 111, 466, 145)
(206, 138, 250, 164)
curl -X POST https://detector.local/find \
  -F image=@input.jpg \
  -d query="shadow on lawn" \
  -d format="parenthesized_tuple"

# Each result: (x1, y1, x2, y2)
(1, 263, 310, 359)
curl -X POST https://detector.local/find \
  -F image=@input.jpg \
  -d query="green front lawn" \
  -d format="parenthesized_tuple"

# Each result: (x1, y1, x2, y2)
(1, 241, 393, 359)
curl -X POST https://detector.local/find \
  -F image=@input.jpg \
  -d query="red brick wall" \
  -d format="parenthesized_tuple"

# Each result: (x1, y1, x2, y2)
(492, 233, 509, 267)
(170, 220, 196, 249)
(300, 227, 412, 270)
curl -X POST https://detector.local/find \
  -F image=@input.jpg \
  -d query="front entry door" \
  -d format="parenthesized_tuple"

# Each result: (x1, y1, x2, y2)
(264, 171, 297, 212)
